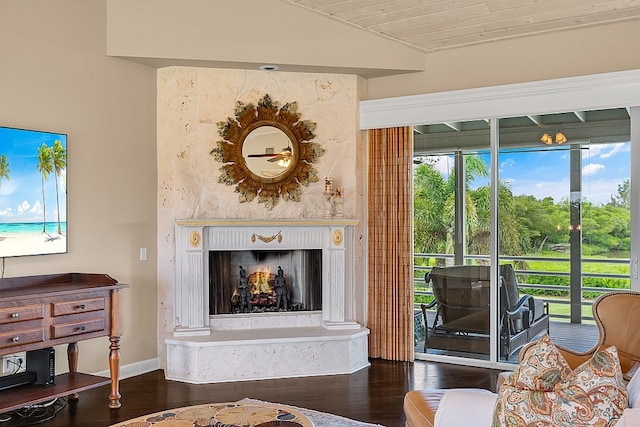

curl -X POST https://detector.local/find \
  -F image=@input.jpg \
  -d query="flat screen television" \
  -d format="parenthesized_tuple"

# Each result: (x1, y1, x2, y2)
(0, 125, 67, 257)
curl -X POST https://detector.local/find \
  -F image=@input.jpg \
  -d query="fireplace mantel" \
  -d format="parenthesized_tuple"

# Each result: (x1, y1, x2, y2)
(166, 218, 369, 383)
(174, 218, 360, 335)
(176, 218, 358, 227)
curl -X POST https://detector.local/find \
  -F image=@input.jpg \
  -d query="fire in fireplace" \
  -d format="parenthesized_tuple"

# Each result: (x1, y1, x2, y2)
(209, 249, 322, 315)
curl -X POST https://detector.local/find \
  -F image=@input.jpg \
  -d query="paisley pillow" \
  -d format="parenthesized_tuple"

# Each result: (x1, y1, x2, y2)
(509, 333, 572, 392)
(492, 334, 628, 427)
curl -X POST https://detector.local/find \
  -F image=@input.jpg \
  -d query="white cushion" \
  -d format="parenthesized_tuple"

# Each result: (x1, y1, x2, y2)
(434, 388, 497, 427)
(628, 369, 640, 409)
(617, 408, 640, 426)
(432, 368, 640, 427)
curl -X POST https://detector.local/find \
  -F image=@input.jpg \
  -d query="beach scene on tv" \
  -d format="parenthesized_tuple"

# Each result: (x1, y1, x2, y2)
(0, 126, 67, 258)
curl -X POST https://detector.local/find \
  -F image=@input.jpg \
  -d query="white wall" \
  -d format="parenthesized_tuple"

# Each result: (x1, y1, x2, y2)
(106, 0, 424, 78)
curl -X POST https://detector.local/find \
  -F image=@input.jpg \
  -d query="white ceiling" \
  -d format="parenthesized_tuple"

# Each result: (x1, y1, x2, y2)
(287, 0, 640, 52)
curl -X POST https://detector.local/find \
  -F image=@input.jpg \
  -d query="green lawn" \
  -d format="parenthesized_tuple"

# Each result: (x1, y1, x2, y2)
(544, 298, 594, 320)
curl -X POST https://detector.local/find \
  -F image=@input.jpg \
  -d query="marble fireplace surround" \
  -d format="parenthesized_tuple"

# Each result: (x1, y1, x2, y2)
(165, 219, 370, 383)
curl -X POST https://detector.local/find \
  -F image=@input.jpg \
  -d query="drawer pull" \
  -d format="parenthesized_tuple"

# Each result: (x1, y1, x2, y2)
(12, 336, 19, 342)
(11, 313, 19, 319)
(78, 304, 86, 310)
(78, 326, 86, 331)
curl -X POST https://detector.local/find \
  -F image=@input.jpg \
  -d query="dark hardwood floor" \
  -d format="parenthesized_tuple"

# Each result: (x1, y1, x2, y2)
(0, 359, 502, 427)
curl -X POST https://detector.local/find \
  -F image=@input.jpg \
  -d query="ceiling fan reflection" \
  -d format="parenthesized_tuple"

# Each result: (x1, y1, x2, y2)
(248, 147, 292, 166)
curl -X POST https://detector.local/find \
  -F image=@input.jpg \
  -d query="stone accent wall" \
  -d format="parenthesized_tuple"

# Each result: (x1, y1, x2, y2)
(156, 67, 366, 360)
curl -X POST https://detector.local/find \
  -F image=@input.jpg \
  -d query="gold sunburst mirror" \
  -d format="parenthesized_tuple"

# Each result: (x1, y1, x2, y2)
(210, 94, 324, 209)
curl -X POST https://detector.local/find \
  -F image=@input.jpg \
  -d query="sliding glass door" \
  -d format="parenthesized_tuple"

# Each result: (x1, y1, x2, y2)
(414, 107, 632, 365)
(413, 119, 493, 362)
(496, 108, 630, 362)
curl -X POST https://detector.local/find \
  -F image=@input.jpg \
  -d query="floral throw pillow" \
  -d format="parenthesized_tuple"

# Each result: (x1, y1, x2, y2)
(493, 334, 628, 427)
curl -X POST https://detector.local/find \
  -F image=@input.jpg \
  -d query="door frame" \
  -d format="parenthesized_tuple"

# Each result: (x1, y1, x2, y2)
(361, 69, 640, 369)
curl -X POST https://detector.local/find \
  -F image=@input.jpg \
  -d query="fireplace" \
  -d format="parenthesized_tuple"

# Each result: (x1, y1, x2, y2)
(209, 249, 322, 315)
(165, 219, 370, 383)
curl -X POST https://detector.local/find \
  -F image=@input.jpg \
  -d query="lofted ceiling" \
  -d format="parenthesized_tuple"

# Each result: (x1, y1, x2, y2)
(287, 0, 640, 53)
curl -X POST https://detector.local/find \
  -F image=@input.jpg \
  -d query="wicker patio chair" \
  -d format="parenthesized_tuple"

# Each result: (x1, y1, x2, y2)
(422, 264, 549, 358)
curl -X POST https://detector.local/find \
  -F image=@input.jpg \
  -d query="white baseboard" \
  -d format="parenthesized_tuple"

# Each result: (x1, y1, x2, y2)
(93, 357, 160, 380)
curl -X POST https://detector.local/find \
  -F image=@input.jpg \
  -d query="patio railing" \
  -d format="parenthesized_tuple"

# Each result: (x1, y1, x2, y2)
(414, 253, 631, 323)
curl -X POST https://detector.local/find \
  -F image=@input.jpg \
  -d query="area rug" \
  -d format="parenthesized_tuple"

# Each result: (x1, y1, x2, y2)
(109, 398, 385, 427)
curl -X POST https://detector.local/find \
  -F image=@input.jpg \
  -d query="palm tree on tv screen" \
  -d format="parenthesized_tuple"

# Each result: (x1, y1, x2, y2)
(52, 140, 67, 235)
(0, 154, 9, 189)
(37, 143, 53, 234)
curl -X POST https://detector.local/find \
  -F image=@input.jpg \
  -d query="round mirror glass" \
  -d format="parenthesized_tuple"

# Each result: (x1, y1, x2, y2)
(242, 126, 294, 178)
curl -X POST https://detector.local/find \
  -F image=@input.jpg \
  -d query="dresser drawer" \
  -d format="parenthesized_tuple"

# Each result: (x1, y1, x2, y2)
(0, 328, 44, 350)
(52, 297, 105, 316)
(51, 318, 105, 339)
(0, 305, 43, 325)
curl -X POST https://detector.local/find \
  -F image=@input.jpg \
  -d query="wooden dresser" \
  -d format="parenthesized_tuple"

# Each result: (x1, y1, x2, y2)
(0, 273, 127, 413)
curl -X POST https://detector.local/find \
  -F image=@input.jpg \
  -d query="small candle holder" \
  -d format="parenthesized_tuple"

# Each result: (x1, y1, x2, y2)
(333, 187, 344, 218)
(323, 177, 334, 218)
(324, 177, 333, 195)
(324, 192, 334, 218)
(323, 178, 344, 218)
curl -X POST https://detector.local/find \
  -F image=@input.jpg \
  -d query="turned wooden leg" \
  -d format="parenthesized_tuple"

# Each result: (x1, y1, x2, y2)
(67, 342, 80, 400)
(108, 335, 122, 409)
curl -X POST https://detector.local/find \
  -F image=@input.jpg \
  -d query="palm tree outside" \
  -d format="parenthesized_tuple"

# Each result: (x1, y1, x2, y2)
(413, 154, 522, 265)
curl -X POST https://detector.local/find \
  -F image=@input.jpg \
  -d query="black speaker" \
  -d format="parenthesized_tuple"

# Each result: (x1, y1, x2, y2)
(26, 347, 55, 386)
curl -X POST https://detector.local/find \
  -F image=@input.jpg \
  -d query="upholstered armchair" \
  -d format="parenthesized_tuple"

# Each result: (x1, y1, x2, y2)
(405, 291, 640, 427)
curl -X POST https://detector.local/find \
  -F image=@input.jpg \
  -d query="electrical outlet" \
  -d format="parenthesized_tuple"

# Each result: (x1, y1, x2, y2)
(2, 354, 25, 375)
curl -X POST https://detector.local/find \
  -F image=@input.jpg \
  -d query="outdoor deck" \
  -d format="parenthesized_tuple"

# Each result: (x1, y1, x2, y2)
(546, 320, 598, 352)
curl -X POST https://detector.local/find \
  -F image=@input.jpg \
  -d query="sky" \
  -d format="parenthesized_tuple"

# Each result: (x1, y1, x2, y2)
(0, 126, 67, 223)
(426, 142, 630, 206)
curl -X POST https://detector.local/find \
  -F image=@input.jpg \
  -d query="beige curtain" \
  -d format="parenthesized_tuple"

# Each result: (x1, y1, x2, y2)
(367, 127, 414, 361)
